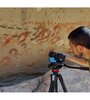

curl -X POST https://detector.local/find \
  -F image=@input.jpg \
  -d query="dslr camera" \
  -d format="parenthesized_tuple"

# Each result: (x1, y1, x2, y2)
(48, 51, 66, 69)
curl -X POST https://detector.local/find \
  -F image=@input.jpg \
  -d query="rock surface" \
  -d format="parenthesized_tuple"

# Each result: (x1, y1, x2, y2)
(0, 64, 90, 92)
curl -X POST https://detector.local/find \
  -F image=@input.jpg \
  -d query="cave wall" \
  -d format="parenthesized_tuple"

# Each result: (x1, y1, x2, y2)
(0, 8, 90, 77)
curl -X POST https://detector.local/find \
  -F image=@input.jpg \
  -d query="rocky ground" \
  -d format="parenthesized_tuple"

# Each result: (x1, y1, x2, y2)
(0, 63, 90, 92)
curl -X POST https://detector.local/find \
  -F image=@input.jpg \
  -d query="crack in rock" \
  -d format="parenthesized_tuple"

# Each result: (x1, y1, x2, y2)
(32, 77, 44, 92)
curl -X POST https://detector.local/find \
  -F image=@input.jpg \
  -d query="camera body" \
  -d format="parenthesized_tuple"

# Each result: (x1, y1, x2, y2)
(48, 51, 66, 69)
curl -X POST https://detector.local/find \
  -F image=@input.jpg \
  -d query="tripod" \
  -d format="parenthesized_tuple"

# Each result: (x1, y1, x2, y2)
(48, 51, 89, 92)
(48, 64, 89, 92)
(49, 69, 67, 92)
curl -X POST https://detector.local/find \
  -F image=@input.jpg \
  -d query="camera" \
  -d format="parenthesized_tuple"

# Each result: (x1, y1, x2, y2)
(48, 51, 66, 69)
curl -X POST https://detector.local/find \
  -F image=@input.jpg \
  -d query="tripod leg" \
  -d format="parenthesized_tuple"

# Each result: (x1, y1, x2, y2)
(58, 74, 67, 92)
(54, 76, 58, 92)
(49, 74, 55, 92)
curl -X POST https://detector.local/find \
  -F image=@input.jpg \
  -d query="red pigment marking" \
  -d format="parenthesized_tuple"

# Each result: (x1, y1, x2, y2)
(1, 57, 11, 64)
(9, 48, 18, 55)
(4, 37, 12, 45)
(27, 21, 34, 24)
(35, 23, 49, 42)
(34, 22, 42, 26)
(36, 38, 48, 44)
(53, 23, 61, 31)
(18, 31, 29, 43)
(21, 43, 27, 49)
(27, 62, 34, 67)
(57, 16, 60, 19)
(50, 33, 58, 42)
(35, 29, 48, 41)
(50, 31, 55, 37)
(35, 25, 60, 43)
(51, 37, 60, 44)
(50, 32, 57, 39)
(47, 21, 53, 25)
(37, 33, 48, 41)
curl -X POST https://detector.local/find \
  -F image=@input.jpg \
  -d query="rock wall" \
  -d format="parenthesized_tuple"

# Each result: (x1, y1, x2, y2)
(0, 8, 90, 77)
